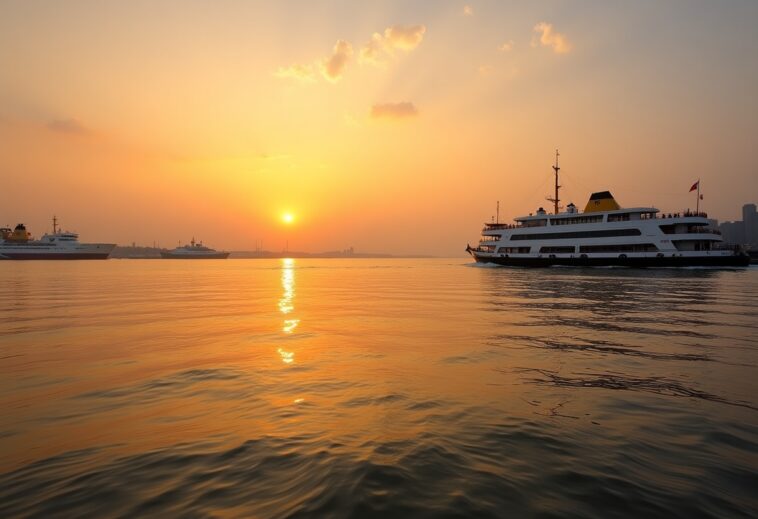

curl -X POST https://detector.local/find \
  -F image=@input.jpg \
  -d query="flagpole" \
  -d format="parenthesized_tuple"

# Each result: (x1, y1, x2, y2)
(696, 178, 700, 214)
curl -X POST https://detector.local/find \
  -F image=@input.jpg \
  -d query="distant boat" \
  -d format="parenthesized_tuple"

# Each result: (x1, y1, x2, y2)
(160, 238, 230, 259)
(467, 152, 750, 267)
(0, 217, 115, 260)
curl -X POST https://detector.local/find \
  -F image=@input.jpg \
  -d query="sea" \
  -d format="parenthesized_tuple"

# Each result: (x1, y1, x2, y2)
(1, 259, 756, 518)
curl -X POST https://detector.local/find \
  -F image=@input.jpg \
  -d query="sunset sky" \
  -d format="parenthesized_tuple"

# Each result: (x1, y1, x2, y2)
(1, 0, 756, 255)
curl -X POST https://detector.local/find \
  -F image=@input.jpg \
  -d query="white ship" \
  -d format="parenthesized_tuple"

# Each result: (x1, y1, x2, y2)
(160, 238, 230, 259)
(466, 153, 749, 268)
(0, 217, 115, 260)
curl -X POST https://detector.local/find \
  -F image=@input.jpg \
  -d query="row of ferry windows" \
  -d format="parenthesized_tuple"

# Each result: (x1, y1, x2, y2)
(510, 229, 642, 241)
(498, 244, 660, 254)
(519, 212, 655, 227)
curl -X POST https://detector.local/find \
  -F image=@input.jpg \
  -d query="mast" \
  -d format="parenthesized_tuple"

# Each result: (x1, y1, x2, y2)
(52, 215, 58, 234)
(696, 179, 701, 214)
(546, 149, 561, 214)
(496, 200, 500, 224)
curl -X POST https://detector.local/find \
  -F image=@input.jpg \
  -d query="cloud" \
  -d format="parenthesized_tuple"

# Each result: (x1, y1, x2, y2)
(275, 63, 317, 82)
(370, 102, 418, 120)
(360, 24, 426, 65)
(47, 118, 88, 135)
(322, 40, 353, 82)
(383, 24, 426, 51)
(463, 5, 474, 16)
(359, 33, 386, 65)
(532, 22, 571, 54)
(498, 40, 515, 52)
(278, 24, 426, 82)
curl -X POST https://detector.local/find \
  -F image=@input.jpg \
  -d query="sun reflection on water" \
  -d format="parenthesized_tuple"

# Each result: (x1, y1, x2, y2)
(277, 258, 297, 365)
(283, 319, 300, 334)
(277, 348, 294, 364)
(278, 259, 295, 315)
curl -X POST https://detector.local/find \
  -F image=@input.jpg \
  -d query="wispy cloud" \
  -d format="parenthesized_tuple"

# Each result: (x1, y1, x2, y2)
(47, 118, 88, 135)
(463, 5, 474, 16)
(371, 102, 418, 120)
(278, 24, 426, 82)
(322, 40, 353, 82)
(275, 63, 317, 82)
(498, 40, 515, 52)
(532, 22, 572, 54)
(359, 33, 386, 65)
(360, 24, 427, 65)
(383, 25, 426, 51)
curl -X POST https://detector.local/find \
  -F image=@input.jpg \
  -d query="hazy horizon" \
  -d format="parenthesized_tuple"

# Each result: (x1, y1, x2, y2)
(1, 0, 757, 255)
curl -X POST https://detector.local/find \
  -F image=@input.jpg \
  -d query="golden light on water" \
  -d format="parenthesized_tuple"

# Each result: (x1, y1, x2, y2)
(278, 259, 295, 315)
(278, 258, 297, 364)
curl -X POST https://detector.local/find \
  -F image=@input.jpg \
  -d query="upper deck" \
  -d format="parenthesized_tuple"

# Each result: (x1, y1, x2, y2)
(484, 205, 710, 232)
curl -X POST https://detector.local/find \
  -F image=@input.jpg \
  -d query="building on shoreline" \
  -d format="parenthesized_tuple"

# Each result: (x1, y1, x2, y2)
(719, 203, 758, 247)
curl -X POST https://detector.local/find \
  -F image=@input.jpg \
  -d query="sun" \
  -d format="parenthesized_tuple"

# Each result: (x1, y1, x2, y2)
(282, 212, 295, 224)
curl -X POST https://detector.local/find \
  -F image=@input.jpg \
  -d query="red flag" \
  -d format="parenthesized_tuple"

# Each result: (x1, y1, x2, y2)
(689, 181, 699, 192)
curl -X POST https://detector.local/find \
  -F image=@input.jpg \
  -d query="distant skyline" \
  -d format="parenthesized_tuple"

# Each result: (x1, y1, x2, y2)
(1, 0, 757, 255)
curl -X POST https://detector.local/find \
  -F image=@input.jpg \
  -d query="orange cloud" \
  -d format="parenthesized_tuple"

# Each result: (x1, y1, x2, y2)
(532, 22, 571, 54)
(383, 24, 426, 51)
(371, 102, 418, 119)
(275, 63, 316, 82)
(360, 33, 386, 65)
(360, 24, 427, 65)
(322, 40, 353, 82)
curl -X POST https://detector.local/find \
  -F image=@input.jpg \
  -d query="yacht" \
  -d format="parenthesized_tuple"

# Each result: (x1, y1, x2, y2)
(0, 218, 115, 260)
(466, 154, 749, 267)
(160, 238, 230, 259)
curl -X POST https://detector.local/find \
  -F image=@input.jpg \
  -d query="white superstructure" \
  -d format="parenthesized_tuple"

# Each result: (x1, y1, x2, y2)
(0, 218, 115, 260)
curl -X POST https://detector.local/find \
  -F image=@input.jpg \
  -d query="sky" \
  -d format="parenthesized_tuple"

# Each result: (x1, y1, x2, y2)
(1, 0, 757, 255)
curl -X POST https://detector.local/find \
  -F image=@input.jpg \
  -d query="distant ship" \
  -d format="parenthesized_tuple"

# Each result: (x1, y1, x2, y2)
(0, 217, 115, 260)
(466, 152, 750, 267)
(160, 238, 230, 259)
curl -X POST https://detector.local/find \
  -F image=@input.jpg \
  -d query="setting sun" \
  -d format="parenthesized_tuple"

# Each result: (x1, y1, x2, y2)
(282, 213, 295, 225)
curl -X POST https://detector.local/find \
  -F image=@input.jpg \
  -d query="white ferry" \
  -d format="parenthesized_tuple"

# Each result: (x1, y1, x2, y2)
(0, 218, 115, 260)
(160, 238, 230, 259)
(466, 154, 749, 268)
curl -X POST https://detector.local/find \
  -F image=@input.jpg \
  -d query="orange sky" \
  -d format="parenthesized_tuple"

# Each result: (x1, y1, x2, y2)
(1, 1, 756, 255)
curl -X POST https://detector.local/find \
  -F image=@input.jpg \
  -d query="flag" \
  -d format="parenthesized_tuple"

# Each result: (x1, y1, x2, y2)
(689, 181, 699, 192)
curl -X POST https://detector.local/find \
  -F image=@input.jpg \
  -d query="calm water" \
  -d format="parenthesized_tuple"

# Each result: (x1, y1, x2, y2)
(1, 259, 757, 518)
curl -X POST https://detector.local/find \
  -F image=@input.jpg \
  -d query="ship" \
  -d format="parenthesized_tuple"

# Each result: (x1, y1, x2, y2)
(0, 217, 115, 260)
(466, 152, 750, 268)
(160, 238, 230, 259)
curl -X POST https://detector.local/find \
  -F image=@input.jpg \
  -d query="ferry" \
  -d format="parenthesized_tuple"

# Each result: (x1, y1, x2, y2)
(160, 238, 230, 259)
(466, 153, 750, 268)
(0, 218, 115, 260)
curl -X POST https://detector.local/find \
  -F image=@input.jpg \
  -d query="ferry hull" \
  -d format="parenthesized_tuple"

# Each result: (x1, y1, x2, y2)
(0, 252, 112, 260)
(471, 253, 750, 268)
(159, 251, 230, 259)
